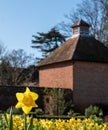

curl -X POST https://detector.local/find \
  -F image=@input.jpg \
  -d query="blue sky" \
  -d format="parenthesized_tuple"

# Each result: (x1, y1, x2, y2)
(0, 0, 81, 57)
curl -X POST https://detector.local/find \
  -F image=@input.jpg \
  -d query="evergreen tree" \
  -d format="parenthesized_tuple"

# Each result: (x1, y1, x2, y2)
(31, 27, 66, 61)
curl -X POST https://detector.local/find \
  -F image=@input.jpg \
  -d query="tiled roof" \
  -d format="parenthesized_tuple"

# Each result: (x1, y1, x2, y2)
(38, 35, 108, 67)
(38, 19, 108, 67)
(73, 36, 108, 62)
(38, 37, 78, 67)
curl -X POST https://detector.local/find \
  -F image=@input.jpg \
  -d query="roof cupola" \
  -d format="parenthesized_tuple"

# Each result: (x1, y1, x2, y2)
(71, 19, 90, 38)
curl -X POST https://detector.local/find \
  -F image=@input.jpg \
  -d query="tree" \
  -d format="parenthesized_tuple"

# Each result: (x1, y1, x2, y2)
(0, 44, 11, 85)
(17, 65, 39, 86)
(31, 27, 66, 61)
(57, 0, 108, 45)
(0, 60, 12, 85)
(100, 0, 108, 45)
(6, 49, 34, 68)
(0, 49, 36, 85)
(0, 43, 7, 63)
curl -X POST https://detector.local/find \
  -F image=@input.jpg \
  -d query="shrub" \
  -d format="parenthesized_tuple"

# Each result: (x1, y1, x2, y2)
(43, 88, 66, 116)
(33, 108, 44, 115)
(67, 104, 80, 117)
(85, 105, 103, 118)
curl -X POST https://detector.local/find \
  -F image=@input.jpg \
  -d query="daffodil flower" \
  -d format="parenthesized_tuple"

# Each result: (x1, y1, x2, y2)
(15, 87, 39, 114)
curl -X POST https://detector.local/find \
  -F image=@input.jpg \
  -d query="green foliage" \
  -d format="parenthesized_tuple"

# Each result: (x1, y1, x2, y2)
(9, 107, 13, 130)
(27, 115, 33, 130)
(43, 88, 66, 116)
(33, 108, 44, 115)
(85, 105, 103, 118)
(32, 27, 66, 61)
(84, 105, 104, 125)
(4, 107, 13, 130)
(68, 110, 80, 117)
(4, 107, 35, 130)
(6, 106, 23, 115)
(67, 104, 80, 117)
(89, 115, 104, 125)
(0, 114, 7, 129)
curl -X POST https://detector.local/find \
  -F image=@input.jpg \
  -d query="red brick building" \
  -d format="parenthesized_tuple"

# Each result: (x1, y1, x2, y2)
(38, 19, 108, 111)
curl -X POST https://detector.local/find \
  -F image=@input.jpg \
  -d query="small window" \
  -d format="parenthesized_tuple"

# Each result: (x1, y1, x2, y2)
(73, 27, 79, 34)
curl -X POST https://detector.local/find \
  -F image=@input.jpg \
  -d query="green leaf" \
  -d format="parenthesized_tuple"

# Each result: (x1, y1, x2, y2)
(4, 112, 9, 126)
(24, 114, 27, 130)
(27, 115, 33, 130)
(9, 107, 13, 130)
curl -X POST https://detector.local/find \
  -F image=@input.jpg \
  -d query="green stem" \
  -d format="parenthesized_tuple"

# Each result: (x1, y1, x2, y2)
(24, 113, 27, 130)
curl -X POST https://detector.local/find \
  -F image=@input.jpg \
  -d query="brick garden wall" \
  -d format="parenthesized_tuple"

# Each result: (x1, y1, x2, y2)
(39, 61, 73, 89)
(0, 86, 73, 114)
(73, 61, 108, 113)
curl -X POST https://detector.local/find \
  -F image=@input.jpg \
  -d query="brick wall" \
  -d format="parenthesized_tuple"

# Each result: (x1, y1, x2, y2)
(39, 61, 73, 89)
(0, 86, 72, 115)
(73, 61, 108, 112)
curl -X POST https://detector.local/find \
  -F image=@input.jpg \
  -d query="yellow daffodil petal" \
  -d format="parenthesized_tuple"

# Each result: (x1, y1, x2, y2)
(30, 92, 39, 100)
(31, 101, 38, 107)
(25, 87, 31, 94)
(25, 87, 39, 100)
(16, 93, 24, 102)
(15, 102, 24, 108)
(22, 106, 32, 115)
